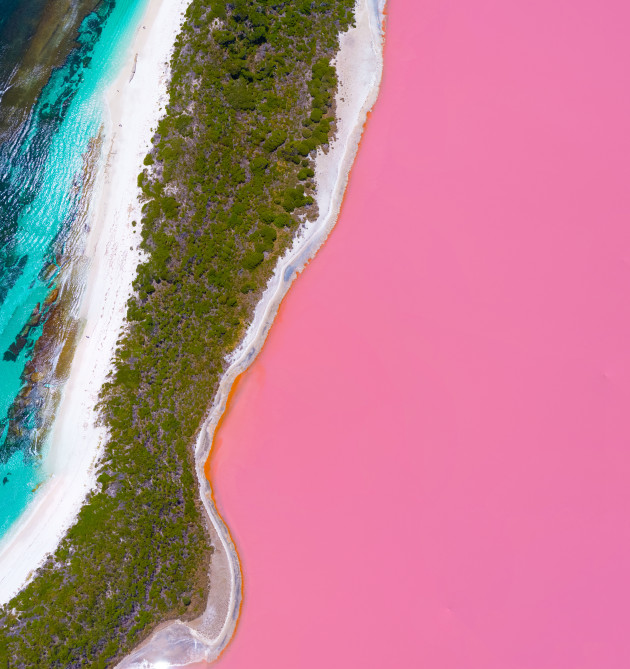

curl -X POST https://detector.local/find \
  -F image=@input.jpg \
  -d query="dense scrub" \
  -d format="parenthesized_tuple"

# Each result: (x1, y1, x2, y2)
(0, 0, 355, 666)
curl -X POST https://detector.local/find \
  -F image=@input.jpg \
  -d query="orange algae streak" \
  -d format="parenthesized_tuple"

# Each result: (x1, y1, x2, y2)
(203, 372, 244, 485)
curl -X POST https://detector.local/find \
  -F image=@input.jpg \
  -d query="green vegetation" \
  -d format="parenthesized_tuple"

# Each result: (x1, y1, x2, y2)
(0, 0, 355, 666)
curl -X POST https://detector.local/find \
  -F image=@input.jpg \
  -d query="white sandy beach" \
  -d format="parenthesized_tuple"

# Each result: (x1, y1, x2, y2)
(0, 0, 192, 606)
(118, 0, 386, 665)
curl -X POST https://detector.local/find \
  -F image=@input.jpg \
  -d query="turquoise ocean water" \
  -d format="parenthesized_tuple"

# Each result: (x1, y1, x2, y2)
(0, 0, 149, 538)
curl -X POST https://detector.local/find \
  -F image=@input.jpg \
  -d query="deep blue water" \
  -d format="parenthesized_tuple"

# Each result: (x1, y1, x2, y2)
(0, 0, 148, 538)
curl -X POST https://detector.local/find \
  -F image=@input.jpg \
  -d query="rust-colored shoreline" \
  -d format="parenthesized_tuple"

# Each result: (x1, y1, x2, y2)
(201, 372, 245, 664)
(203, 373, 243, 485)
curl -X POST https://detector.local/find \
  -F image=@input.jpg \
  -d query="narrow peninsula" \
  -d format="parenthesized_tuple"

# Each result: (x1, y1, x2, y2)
(0, 0, 366, 666)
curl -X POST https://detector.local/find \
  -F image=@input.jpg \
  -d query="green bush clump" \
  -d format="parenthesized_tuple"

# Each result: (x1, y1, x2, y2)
(243, 250, 264, 269)
(224, 79, 258, 110)
(263, 129, 287, 153)
(258, 207, 276, 223)
(274, 212, 296, 228)
(226, 57, 245, 78)
(214, 29, 235, 46)
(161, 196, 179, 220)
(295, 140, 312, 156)
(283, 185, 313, 212)
(250, 155, 269, 174)
(173, 114, 192, 135)
(252, 224, 277, 251)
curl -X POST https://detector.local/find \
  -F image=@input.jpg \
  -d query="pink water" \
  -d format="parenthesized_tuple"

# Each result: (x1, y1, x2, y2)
(202, 0, 630, 667)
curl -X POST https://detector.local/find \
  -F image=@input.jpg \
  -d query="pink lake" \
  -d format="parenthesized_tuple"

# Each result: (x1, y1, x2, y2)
(201, 0, 630, 666)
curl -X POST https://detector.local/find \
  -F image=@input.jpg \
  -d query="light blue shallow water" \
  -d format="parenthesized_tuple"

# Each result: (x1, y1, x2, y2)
(0, 0, 149, 538)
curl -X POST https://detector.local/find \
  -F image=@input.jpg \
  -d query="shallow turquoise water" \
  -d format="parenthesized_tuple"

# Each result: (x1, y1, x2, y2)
(0, 0, 149, 538)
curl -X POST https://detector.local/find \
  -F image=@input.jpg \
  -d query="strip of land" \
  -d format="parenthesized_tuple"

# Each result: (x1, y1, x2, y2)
(118, 0, 386, 665)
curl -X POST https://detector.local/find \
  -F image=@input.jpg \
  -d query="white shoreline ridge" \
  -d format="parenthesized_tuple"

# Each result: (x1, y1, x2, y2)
(118, 0, 386, 666)
(0, 0, 192, 605)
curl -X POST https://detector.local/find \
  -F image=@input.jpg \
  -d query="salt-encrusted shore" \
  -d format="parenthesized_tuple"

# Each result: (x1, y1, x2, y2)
(118, 0, 387, 665)
(0, 0, 192, 606)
